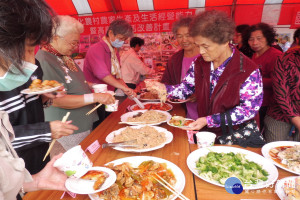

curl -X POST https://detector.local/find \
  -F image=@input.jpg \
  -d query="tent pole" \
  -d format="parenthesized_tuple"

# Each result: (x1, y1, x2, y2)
(231, 0, 237, 21)
(110, 0, 117, 14)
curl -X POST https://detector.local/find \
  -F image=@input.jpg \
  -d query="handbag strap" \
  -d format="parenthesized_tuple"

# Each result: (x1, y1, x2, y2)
(225, 111, 233, 135)
(220, 52, 244, 136)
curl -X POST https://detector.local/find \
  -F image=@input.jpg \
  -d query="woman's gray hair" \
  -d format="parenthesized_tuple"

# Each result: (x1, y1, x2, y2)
(106, 19, 133, 38)
(172, 16, 193, 35)
(54, 15, 84, 37)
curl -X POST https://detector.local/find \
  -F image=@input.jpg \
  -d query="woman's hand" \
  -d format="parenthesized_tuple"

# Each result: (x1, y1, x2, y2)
(94, 93, 115, 104)
(50, 120, 78, 139)
(187, 94, 197, 102)
(122, 87, 137, 98)
(24, 154, 67, 192)
(183, 117, 207, 131)
(145, 80, 166, 93)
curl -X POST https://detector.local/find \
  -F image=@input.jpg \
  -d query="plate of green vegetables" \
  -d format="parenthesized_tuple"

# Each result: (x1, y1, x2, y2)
(187, 146, 278, 190)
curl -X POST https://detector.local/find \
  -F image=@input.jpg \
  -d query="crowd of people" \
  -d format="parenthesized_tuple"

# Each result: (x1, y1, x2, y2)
(0, 0, 300, 199)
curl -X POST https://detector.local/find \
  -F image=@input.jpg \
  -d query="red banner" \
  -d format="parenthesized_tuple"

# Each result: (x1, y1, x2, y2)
(75, 9, 196, 35)
(290, 7, 300, 29)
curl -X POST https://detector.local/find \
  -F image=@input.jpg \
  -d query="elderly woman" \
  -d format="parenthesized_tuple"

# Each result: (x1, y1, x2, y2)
(264, 28, 300, 142)
(245, 23, 282, 131)
(148, 10, 264, 146)
(36, 16, 115, 152)
(84, 19, 136, 96)
(161, 16, 200, 120)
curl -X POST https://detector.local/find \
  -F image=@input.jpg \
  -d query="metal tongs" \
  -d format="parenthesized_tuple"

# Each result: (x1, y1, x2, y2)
(132, 97, 145, 109)
(102, 139, 138, 148)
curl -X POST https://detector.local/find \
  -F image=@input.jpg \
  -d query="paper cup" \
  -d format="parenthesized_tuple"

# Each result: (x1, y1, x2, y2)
(105, 100, 119, 112)
(53, 145, 93, 178)
(196, 132, 216, 148)
(92, 84, 107, 93)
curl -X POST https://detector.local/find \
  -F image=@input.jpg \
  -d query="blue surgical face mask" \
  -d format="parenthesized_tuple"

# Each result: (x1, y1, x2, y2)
(111, 39, 124, 48)
(0, 62, 37, 91)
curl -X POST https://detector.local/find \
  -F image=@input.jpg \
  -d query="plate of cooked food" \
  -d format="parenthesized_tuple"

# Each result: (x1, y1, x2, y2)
(139, 91, 160, 102)
(275, 176, 300, 200)
(130, 102, 173, 112)
(88, 156, 185, 200)
(187, 146, 278, 190)
(21, 79, 62, 95)
(167, 98, 189, 104)
(167, 116, 194, 128)
(105, 125, 173, 153)
(120, 110, 172, 126)
(65, 167, 116, 194)
(262, 141, 300, 175)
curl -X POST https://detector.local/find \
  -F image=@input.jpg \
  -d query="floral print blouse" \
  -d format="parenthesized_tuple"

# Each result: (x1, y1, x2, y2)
(166, 50, 263, 128)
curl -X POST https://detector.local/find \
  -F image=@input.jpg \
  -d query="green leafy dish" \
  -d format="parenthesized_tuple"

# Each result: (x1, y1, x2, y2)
(186, 146, 278, 190)
(196, 152, 268, 185)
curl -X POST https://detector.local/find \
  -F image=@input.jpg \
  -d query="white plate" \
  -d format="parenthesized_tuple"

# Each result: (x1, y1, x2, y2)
(167, 118, 195, 129)
(167, 99, 189, 104)
(105, 125, 173, 153)
(88, 156, 185, 200)
(129, 102, 173, 112)
(65, 167, 116, 194)
(20, 85, 61, 95)
(262, 141, 300, 175)
(187, 146, 278, 190)
(120, 110, 172, 126)
(275, 176, 300, 200)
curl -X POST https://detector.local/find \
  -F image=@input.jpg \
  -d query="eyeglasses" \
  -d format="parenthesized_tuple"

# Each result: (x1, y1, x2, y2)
(59, 37, 79, 47)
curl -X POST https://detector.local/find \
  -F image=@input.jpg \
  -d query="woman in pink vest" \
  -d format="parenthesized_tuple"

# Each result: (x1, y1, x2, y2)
(148, 10, 263, 145)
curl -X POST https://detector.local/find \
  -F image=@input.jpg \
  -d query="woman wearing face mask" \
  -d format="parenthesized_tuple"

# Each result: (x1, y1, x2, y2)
(36, 16, 115, 154)
(84, 19, 136, 96)
(84, 19, 136, 123)
(0, 1, 78, 175)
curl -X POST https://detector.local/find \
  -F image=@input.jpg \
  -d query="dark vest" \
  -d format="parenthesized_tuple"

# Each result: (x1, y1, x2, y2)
(194, 49, 259, 137)
(161, 49, 184, 85)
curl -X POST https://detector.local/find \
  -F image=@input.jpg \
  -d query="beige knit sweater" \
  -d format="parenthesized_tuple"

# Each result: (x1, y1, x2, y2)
(0, 111, 32, 200)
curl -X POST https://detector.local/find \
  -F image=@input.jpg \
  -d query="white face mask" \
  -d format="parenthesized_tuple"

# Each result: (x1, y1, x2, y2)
(110, 39, 124, 48)
(0, 62, 37, 91)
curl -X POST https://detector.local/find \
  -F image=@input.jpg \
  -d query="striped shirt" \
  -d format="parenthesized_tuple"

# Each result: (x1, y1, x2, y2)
(267, 47, 300, 122)
(0, 62, 51, 150)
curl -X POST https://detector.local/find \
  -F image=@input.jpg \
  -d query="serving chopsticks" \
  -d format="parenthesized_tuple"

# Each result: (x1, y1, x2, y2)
(152, 173, 189, 200)
(86, 103, 102, 115)
(43, 112, 70, 161)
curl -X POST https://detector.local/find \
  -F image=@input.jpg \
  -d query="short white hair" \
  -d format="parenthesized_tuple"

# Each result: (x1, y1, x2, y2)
(54, 15, 84, 37)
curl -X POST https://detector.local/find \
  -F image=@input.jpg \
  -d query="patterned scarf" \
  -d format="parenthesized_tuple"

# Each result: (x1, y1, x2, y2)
(102, 36, 122, 79)
(42, 44, 78, 72)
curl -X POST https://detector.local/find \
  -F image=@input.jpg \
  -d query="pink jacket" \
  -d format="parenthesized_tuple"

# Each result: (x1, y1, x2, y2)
(120, 48, 153, 84)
